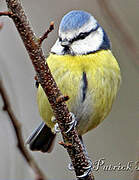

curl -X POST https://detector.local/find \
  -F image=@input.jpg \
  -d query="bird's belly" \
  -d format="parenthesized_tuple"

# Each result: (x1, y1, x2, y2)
(37, 75, 115, 135)
(37, 52, 121, 135)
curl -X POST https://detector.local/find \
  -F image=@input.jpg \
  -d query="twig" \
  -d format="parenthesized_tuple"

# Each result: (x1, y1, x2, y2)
(56, 95, 69, 103)
(0, 78, 47, 180)
(59, 141, 72, 148)
(0, 11, 13, 17)
(1, 0, 94, 179)
(38, 21, 54, 45)
(97, 0, 139, 66)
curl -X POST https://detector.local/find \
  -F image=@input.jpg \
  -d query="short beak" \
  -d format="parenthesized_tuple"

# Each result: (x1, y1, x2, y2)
(61, 39, 71, 47)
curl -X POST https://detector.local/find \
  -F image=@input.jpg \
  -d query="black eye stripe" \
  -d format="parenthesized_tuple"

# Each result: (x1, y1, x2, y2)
(78, 32, 88, 39)
(59, 24, 99, 44)
(70, 24, 99, 43)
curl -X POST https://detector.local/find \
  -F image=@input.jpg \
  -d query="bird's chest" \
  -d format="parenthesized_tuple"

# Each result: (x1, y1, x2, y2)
(38, 52, 120, 134)
(48, 55, 115, 121)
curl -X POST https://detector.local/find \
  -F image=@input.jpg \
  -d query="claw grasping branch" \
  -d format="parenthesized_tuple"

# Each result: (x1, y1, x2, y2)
(1, 0, 94, 179)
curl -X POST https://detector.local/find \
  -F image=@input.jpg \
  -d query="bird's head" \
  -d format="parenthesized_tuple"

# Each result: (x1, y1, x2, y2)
(51, 10, 111, 55)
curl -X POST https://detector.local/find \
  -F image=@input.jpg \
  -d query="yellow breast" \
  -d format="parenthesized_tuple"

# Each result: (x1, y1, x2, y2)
(37, 50, 121, 135)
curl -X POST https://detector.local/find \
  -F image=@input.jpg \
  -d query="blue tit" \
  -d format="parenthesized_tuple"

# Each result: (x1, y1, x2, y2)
(26, 10, 121, 153)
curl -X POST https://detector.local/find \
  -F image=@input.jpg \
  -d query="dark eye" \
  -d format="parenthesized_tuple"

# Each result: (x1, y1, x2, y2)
(78, 32, 87, 40)
(59, 37, 62, 42)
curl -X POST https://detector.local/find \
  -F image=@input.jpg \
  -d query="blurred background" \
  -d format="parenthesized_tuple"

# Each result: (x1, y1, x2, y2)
(0, 0, 138, 180)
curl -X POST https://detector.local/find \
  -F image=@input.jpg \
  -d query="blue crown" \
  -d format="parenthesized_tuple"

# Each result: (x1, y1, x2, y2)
(59, 10, 92, 32)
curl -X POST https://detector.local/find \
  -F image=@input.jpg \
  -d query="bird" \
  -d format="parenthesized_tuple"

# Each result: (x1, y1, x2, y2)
(26, 10, 121, 154)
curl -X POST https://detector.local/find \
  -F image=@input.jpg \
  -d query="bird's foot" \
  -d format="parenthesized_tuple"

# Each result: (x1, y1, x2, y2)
(51, 116, 60, 133)
(77, 159, 92, 178)
(51, 116, 57, 123)
(68, 159, 92, 177)
(65, 112, 77, 133)
(53, 112, 76, 134)
(68, 163, 74, 171)
(54, 123, 61, 133)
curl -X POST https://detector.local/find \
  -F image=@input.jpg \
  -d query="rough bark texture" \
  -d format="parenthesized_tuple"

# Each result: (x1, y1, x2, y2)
(1, 0, 94, 179)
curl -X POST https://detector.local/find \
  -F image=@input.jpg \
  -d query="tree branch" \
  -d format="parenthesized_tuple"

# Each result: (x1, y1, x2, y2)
(38, 21, 54, 45)
(0, 78, 47, 180)
(1, 0, 94, 179)
(0, 11, 13, 17)
(97, 0, 139, 66)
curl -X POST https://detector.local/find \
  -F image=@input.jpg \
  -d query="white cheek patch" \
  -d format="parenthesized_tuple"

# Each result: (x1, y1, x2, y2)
(71, 27, 103, 54)
(51, 27, 103, 55)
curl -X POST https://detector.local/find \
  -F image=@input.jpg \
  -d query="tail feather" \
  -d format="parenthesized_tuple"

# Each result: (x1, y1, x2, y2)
(26, 122, 56, 153)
